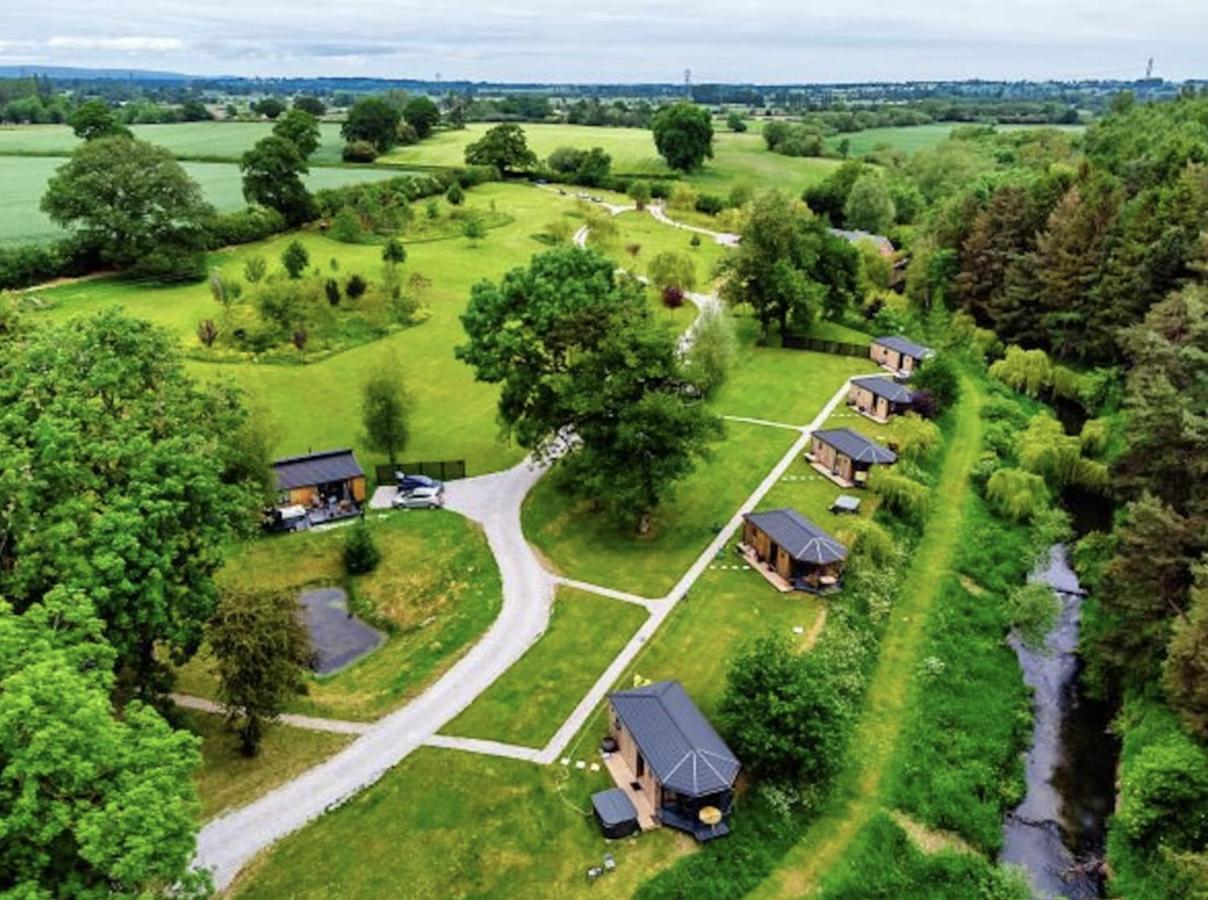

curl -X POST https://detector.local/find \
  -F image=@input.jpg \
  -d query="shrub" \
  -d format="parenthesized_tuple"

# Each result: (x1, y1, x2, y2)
(346, 274, 368, 299)
(911, 355, 961, 411)
(868, 467, 929, 525)
(985, 468, 1049, 522)
(243, 255, 267, 284)
(890, 414, 941, 462)
(684, 305, 737, 397)
(647, 250, 697, 292)
(197, 319, 218, 347)
(1008, 582, 1060, 649)
(445, 181, 465, 206)
(694, 193, 725, 215)
(281, 240, 309, 279)
(1117, 737, 1208, 850)
(649, 181, 671, 199)
(324, 278, 341, 306)
(203, 206, 286, 249)
(329, 206, 365, 243)
(668, 183, 698, 211)
(343, 522, 380, 574)
(689, 234, 702, 248)
(661, 285, 685, 309)
(342, 140, 378, 163)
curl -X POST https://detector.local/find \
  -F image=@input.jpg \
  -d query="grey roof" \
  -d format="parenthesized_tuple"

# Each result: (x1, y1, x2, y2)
(744, 508, 848, 565)
(873, 335, 933, 360)
(852, 375, 914, 405)
(829, 228, 894, 254)
(273, 449, 364, 491)
(591, 788, 638, 827)
(812, 428, 898, 465)
(609, 681, 740, 797)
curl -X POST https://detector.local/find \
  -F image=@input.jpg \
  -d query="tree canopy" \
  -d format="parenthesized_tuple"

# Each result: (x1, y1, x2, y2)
(464, 123, 536, 173)
(341, 96, 402, 152)
(68, 99, 130, 141)
(240, 135, 314, 225)
(652, 102, 714, 172)
(271, 107, 321, 159)
(402, 96, 441, 138)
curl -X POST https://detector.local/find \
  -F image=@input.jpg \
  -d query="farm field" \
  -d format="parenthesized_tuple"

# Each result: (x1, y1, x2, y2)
(824, 122, 1086, 157)
(0, 154, 401, 245)
(442, 587, 648, 747)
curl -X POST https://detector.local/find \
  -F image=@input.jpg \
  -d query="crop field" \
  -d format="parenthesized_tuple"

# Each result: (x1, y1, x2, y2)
(0, 155, 401, 246)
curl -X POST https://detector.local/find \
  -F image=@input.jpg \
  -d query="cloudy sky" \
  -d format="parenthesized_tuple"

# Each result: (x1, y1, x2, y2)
(3, 1, 1206, 82)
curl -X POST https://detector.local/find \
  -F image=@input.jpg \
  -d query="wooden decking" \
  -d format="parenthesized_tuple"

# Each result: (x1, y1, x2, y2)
(602, 752, 659, 832)
(806, 457, 855, 488)
(849, 403, 891, 425)
(736, 542, 793, 593)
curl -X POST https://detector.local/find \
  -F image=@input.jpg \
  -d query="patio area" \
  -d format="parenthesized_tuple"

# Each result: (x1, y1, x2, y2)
(601, 752, 658, 832)
(736, 542, 793, 592)
(806, 457, 858, 488)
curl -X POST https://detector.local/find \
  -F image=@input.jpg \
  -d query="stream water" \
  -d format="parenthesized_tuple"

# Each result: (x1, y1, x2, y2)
(1001, 545, 1117, 899)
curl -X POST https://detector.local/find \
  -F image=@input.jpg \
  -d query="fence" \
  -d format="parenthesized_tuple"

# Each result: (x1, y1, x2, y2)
(781, 334, 869, 358)
(375, 460, 467, 485)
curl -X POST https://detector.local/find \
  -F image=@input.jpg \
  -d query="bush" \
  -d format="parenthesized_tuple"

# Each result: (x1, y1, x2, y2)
(668, 183, 698, 211)
(343, 521, 380, 574)
(911, 355, 961, 411)
(281, 240, 309, 278)
(346, 274, 368, 299)
(647, 250, 697, 292)
(342, 140, 378, 163)
(890, 414, 941, 463)
(0, 240, 95, 291)
(446, 181, 465, 205)
(1008, 581, 1060, 649)
(868, 467, 929, 525)
(648, 181, 671, 199)
(694, 193, 725, 215)
(684, 305, 737, 397)
(329, 206, 365, 243)
(985, 468, 1049, 522)
(661, 285, 684, 309)
(203, 206, 287, 249)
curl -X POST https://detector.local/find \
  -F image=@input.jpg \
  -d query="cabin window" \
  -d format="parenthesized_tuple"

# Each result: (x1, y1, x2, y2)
(636, 752, 645, 778)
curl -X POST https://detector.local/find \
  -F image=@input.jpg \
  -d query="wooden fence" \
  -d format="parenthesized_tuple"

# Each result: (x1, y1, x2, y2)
(375, 460, 468, 484)
(781, 334, 869, 357)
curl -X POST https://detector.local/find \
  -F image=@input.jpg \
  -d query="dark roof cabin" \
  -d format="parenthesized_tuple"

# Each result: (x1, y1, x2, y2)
(607, 681, 740, 841)
(742, 508, 847, 594)
(848, 375, 915, 422)
(829, 227, 895, 259)
(273, 449, 366, 523)
(809, 427, 897, 488)
(870, 335, 933, 374)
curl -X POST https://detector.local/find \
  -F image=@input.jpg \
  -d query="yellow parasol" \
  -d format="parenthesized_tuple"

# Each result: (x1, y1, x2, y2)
(698, 806, 722, 826)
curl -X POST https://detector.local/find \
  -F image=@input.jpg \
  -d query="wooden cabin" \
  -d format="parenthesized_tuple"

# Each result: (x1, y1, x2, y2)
(870, 335, 933, 375)
(607, 681, 741, 842)
(742, 508, 848, 593)
(273, 449, 366, 510)
(809, 428, 897, 488)
(848, 375, 915, 423)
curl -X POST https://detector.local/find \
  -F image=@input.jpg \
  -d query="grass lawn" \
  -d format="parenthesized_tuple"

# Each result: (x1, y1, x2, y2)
(522, 420, 797, 598)
(753, 378, 985, 898)
(229, 747, 691, 899)
(0, 154, 401, 246)
(759, 452, 881, 536)
(823, 122, 1086, 158)
(709, 318, 878, 425)
(25, 182, 578, 475)
(186, 710, 353, 821)
(442, 587, 648, 748)
(176, 510, 502, 721)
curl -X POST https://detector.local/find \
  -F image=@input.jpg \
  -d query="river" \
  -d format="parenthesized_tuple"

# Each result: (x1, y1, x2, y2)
(1001, 544, 1118, 899)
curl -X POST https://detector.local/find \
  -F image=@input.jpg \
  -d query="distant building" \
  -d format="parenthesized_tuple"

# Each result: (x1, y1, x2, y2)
(848, 375, 915, 423)
(870, 335, 933, 375)
(809, 427, 897, 488)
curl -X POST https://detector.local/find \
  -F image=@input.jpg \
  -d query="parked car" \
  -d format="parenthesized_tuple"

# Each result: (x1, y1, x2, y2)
(395, 472, 442, 494)
(394, 485, 444, 509)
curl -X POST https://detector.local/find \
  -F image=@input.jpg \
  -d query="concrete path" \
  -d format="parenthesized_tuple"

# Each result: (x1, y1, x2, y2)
(723, 414, 808, 432)
(556, 577, 661, 611)
(424, 734, 545, 763)
(171, 693, 371, 736)
(193, 456, 558, 891)
(648, 203, 740, 246)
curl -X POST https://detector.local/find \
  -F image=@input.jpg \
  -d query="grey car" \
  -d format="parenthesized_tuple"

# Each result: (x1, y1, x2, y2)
(393, 485, 444, 509)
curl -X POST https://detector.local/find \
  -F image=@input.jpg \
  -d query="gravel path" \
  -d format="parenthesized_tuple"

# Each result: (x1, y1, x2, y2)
(171, 694, 371, 736)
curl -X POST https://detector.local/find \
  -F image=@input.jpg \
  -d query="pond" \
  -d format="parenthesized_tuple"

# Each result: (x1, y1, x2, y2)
(1001, 545, 1117, 898)
(299, 587, 386, 676)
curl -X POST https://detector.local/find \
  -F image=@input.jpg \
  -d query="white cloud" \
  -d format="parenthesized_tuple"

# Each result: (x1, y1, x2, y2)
(47, 36, 184, 53)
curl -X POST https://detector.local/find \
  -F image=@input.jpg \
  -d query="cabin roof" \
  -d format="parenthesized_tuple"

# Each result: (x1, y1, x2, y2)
(829, 227, 895, 255)
(609, 681, 740, 797)
(852, 375, 915, 404)
(273, 449, 364, 491)
(743, 508, 848, 565)
(812, 428, 898, 464)
(873, 335, 933, 360)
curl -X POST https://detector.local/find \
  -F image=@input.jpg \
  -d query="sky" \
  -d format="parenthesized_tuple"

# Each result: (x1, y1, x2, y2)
(3, 1, 1207, 83)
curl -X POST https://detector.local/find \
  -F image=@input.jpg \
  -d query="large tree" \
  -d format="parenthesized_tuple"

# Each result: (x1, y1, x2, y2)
(68, 98, 130, 141)
(464, 123, 536, 174)
(651, 102, 714, 172)
(402, 96, 441, 139)
(361, 368, 414, 467)
(271, 107, 321, 159)
(0, 309, 267, 698)
(41, 136, 211, 280)
(457, 246, 721, 532)
(341, 96, 402, 153)
(240, 135, 314, 225)
(0, 589, 204, 895)
(843, 172, 896, 234)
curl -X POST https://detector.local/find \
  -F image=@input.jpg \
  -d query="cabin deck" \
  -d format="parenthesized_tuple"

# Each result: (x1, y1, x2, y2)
(806, 457, 856, 488)
(736, 542, 794, 593)
(602, 752, 658, 832)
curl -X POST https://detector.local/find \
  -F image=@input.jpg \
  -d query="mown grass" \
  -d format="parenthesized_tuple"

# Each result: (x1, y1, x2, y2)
(176, 510, 502, 721)
(442, 587, 648, 748)
(521, 420, 797, 598)
(823, 122, 1086, 158)
(187, 710, 353, 821)
(229, 747, 692, 899)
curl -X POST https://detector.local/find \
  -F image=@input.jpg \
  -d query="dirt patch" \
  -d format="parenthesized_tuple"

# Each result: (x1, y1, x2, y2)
(889, 809, 977, 856)
(958, 575, 988, 597)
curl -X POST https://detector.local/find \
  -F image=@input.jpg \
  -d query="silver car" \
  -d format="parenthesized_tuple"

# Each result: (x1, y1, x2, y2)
(393, 485, 444, 509)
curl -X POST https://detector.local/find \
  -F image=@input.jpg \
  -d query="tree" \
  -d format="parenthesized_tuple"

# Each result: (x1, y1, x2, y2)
(464, 123, 536, 173)
(342, 96, 402, 153)
(719, 634, 846, 783)
(344, 522, 381, 575)
(844, 173, 896, 234)
(652, 102, 714, 171)
(240, 135, 314, 225)
(382, 237, 407, 266)
(463, 214, 487, 242)
(0, 590, 205, 895)
(281, 239, 310, 279)
(802, 159, 867, 226)
(457, 246, 722, 532)
(251, 97, 286, 119)
(68, 98, 129, 140)
(402, 95, 441, 138)
(272, 108, 321, 158)
(361, 368, 413, 467)
(41, 137, 210, 279)
(244, 255, 267, 283)
(628, 180, 651, 210)
(1165, 561, 1208, 738)
(684, 304, 737, 397)
(445, 181, 465, 205)
(647, 250, 697, 292)
(726, 111, 747, 133)
(197, 318, 218, 347)
(0, 310, 264, 698)
(209, 585, 313, 756)
(910, 355, 960, 412)
(342, 140, 378, 163)
(180, 99, 211, 122)
(293, 95, 326, 117)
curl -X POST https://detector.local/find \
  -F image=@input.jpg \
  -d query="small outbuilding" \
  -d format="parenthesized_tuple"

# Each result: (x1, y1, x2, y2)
(809, 427, 897, 488)
(592, 788, 640, 839)
(273, 449, 366, 524)
(606, 681, 740, 842)
(870, 335, 933, 375)
(848, 375, 915, 423)
(742, 508, 848, 594)
(829, 228, 895, 259)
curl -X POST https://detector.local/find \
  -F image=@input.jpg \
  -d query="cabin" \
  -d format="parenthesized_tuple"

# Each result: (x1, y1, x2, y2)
(870, 335, 933, 375)
(605, 681, 741, 842)
(809, 427, 897, 488)
(848, 375, 915, 423)
(272, 449, 366, 525)
(829, 227, 895, 260)
(741, 508, 847, 594)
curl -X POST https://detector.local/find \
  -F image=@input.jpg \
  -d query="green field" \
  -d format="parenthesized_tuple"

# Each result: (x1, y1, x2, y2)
(442, 587, 647, 747)
(0, 155, 401, 246)
(824, 122, 1086, 157)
